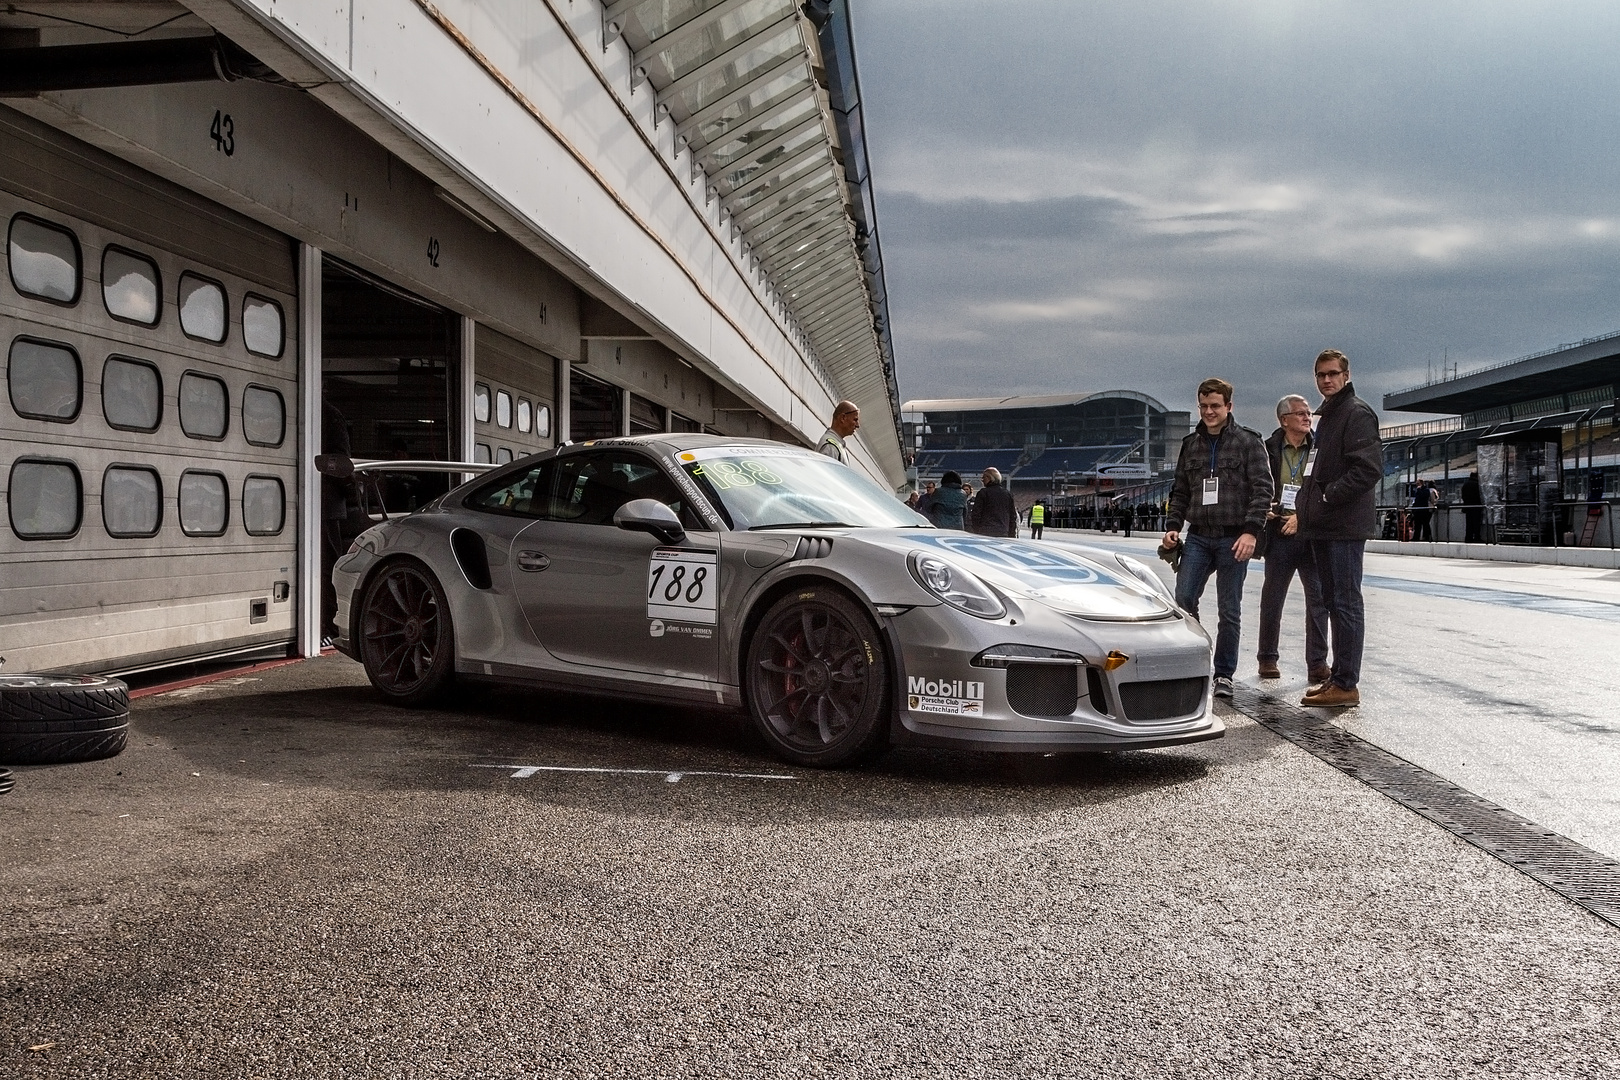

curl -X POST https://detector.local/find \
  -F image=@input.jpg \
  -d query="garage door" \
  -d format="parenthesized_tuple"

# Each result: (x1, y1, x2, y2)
(1, 116, 299, 674)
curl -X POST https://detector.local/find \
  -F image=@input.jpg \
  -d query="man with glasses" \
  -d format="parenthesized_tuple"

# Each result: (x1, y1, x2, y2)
(1296, 349, 1383, 707)
(1163, 378, 1273, 699)
(1257, 394, 1330, 684)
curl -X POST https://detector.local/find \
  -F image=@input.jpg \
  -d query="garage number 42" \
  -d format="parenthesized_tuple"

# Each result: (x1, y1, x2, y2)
(647, 549, 718, 625)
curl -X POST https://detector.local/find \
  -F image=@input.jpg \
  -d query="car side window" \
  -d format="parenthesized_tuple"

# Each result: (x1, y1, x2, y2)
(548, 450, 701, 528)
(467, 460, 554, 518)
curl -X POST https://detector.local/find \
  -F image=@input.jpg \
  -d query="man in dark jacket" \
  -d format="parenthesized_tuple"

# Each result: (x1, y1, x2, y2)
(1295, 349, 1383, 707)
(1460, 472, 1484, 542)
(1163, 377, 1273, 698)
(1257, 394, 1330, 684)
(969, 467, 1018, 537)
(929, 471, 968, 530)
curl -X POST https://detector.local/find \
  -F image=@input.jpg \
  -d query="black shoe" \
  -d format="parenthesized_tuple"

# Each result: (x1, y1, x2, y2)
(1213, 676, 1234, 699)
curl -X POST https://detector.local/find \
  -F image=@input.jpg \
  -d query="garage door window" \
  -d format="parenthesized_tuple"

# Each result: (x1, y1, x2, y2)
(102, 356, 162, 432)
(497, 446, 514, 464)
(242, 475, 285, 535)
(8, 458, 81, 539)
(242, 385, 285, 446)
(473, 383, 491, 423)
(242, 294, 284, 357)
(473, 442, 492, 464)
(517, 398, 532, 433)
(179, 371, 228, 440)
(102, 246, 161, 326)
(8, 338, 81, 422)
(178, 470, 228, 535)
(102, 465, 162, 537)
(496, 390, 512, 428)
(178, 272, 227, 343)
(535, 404, 551, 439)
(8, 215, 80, 305)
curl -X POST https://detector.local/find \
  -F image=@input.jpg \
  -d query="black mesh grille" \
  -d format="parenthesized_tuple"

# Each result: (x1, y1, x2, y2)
(1118, 677, 1207, 721)
(1006, 664, 1079, 717)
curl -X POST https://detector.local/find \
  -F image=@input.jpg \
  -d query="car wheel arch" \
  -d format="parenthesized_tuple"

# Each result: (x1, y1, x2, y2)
(735, 570, 896, 693)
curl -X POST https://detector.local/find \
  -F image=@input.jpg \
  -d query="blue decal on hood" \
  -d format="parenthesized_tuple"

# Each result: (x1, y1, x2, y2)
(912, 535, 1124, 587)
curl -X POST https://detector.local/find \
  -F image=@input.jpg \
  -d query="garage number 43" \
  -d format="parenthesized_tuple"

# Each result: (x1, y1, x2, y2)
(647, 549, 718, 625)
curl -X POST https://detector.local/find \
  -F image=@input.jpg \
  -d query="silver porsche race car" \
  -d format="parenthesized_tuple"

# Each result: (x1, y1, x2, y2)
(331, 434, 1221, 766)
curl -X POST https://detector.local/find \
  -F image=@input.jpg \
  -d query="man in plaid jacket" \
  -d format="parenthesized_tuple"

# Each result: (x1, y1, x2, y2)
(1162, 377, 1274, 699)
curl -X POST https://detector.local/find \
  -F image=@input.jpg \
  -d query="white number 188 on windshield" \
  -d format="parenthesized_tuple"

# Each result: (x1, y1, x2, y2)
(647, 549, 718, 625)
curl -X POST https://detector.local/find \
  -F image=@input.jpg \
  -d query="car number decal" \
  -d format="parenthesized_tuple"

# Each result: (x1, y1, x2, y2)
(647, 549, 718, 625)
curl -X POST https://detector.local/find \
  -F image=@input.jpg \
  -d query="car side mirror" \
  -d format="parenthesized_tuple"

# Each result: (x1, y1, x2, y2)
(613, 499, 686, 545)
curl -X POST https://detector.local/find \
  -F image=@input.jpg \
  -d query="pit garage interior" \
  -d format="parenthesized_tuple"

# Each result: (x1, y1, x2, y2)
(0, 0, 902, 675)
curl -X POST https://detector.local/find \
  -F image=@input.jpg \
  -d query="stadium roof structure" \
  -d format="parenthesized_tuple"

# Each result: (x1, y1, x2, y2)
(1384, 331, 1620, 416)
(902, 390, 1172, 413)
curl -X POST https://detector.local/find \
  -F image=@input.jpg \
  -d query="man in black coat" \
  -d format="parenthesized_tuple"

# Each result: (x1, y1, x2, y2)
(1295, 349, 1383, 707)
(1460, 472, 1484, 543)
(969, 467, 1018, 537)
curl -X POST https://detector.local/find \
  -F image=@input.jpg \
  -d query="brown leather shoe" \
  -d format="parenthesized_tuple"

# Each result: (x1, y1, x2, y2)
(1308, 666, 1332, 684)
(1301, 684, 1360, 707)
(1258, 662, 1281, 679)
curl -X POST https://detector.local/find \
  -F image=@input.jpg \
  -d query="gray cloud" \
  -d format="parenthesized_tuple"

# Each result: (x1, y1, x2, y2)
(856, 0, 1620, 418)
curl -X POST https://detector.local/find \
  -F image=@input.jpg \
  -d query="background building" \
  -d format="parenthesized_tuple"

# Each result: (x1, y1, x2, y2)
(1383, 333, 1617, 545)
(1, 0, 901, 674)
(901, 391, 1190, 505)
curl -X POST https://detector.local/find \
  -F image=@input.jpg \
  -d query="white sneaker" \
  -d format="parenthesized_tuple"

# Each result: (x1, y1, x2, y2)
(1213, 676, 1234, 699)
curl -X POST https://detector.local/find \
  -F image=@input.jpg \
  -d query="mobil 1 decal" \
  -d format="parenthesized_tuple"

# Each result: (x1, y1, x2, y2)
(647, 548, 718, 625)
(907, 676, 985, 717)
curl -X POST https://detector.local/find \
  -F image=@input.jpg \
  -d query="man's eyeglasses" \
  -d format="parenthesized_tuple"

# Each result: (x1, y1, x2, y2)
(1315, 368, 1347, 380)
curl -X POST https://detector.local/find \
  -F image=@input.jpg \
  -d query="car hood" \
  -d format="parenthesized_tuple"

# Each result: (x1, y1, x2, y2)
(850, 530, 1175, 621)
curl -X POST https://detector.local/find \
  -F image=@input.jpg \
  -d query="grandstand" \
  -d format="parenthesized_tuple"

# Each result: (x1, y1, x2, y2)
(902, 392, 1189, 496)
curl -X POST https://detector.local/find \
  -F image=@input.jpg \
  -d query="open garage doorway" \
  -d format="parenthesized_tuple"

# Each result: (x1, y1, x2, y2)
(321, 257, 460, 514)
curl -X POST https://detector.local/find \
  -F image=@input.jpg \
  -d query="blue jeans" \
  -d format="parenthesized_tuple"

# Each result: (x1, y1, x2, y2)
(1175, 532, 1249, 679)
(1257, 530, 1329, 671)
(1310, 539, 1366, 690)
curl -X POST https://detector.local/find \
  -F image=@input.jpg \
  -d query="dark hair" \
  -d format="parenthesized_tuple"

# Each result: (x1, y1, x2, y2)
(942, 470, 962, 485)
(1197, 377, 1234, 404)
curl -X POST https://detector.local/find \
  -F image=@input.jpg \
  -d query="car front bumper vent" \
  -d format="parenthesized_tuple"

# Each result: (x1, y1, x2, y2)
(1118, 677, 1207, 721)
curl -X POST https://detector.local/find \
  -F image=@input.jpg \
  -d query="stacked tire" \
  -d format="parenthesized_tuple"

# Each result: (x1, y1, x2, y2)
(0, 674, 130, 766)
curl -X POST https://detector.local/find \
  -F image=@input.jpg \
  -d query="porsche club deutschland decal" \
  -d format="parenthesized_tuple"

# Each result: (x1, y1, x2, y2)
(907, 677, 985, 716)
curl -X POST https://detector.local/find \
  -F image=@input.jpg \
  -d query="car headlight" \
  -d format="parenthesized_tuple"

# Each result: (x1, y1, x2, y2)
(1115, 554, 1173, 601)
(908, 552, 1006, 619)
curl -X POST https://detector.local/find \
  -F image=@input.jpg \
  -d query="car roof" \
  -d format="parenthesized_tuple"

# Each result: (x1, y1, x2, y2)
(567, 432, 818, 456)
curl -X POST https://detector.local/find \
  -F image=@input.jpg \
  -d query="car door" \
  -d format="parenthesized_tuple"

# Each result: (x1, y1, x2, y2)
(510, 448, 720, 682)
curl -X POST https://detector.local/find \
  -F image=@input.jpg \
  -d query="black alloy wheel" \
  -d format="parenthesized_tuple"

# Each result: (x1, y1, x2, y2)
(745, 586, 890, 767)
(360, 560, 456, 705)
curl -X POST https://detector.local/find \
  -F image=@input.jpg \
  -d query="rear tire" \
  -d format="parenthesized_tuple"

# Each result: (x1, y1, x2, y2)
(359, 560, 457, 706)
(744, 586, 890, 767)
(0, 674, 129, 765)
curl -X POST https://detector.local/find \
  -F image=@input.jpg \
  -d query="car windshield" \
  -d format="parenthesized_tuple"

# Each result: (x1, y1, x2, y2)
(678, 446, 927, 530)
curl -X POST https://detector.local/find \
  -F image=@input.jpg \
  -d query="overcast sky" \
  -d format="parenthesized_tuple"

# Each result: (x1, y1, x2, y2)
(855, 0, 1620, 421)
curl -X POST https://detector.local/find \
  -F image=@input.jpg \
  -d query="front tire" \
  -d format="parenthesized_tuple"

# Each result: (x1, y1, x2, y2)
(744, 586, 890, 767)
(359, 560, 456, 706)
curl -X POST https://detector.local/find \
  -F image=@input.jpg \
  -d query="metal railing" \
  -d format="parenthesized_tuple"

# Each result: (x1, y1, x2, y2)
(1375, 500, 1616, 549)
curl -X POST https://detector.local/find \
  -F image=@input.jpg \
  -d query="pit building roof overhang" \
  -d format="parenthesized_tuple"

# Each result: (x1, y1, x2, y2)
(607, 0, 900, 454)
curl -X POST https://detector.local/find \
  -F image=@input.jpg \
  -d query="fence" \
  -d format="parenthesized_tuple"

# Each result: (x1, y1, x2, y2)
(1375, 500, 1616, 548)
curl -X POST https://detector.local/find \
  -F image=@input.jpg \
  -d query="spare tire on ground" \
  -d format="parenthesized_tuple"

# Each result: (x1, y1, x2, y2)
(0, 674, 130, 765)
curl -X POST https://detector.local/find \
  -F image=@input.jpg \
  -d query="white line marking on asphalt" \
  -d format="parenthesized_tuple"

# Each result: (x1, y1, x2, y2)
(471, 764, 799, 783)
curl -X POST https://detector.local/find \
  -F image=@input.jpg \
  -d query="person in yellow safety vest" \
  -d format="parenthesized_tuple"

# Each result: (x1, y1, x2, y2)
(1029, 501, 1046, 539)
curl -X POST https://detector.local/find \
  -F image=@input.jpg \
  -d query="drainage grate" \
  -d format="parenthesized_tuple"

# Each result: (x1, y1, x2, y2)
(1230, 686, 1620, 930)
